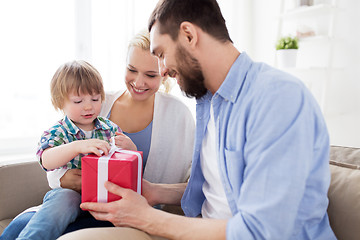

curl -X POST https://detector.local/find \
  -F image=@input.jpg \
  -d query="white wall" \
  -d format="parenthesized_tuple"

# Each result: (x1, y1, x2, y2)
(0, 1, 76, 161)
(246, 0, 360, 146)
(1, 0, 360, 161)
(249, 0, 360, 115)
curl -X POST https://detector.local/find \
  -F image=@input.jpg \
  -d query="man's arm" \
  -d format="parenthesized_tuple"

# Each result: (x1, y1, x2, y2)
(145, 205, 227, 240)
(81, 181, 227, 240)
(141, 179, 187, 206)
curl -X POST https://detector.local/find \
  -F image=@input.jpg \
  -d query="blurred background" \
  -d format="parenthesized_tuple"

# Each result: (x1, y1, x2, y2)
(0, 0, 359, 163)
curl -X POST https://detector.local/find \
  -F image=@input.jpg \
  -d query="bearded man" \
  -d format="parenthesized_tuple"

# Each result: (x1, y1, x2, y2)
(60, 0, 336, 239)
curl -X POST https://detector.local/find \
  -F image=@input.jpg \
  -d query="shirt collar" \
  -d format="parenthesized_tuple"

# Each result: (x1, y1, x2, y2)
(62, 115, 110, 135)
(94, 116, 112, 131)
(62, 115, 81, 135)
(196, 91, 213, 105)
(216, 52, 252, 103)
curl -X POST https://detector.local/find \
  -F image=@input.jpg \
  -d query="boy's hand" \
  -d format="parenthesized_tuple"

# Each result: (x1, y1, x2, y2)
(114, 132, 137, 151)
(76, 139, 111, 156)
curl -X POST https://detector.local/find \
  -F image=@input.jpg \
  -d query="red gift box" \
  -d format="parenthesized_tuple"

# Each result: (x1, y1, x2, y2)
(81, 149, 143, 203)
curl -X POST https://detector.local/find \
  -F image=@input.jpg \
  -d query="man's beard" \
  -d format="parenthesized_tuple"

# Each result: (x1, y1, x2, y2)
(175, 44, 207, 99)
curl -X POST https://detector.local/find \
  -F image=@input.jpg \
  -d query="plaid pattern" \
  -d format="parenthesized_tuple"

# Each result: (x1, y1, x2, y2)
(37, 115, 119, 171)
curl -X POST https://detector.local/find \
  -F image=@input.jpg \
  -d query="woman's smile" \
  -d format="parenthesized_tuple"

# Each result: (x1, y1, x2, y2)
(131, 84, 149, 93)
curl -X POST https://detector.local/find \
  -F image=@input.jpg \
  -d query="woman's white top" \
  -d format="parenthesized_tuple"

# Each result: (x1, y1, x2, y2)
(101, 90, 195, 183)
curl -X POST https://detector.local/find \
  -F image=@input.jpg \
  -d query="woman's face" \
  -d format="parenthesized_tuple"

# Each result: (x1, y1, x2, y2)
(125, 46, 163, 102)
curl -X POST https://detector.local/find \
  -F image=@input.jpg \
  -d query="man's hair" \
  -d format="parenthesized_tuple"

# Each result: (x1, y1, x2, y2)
(148, 0, 232, 43)
(50, 60, 105, 111)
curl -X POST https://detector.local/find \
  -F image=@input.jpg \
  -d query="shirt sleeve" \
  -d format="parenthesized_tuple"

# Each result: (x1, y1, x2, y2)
(46, 167, 68, 189)
(109, 119, 121, 134)
(226, 81, 330, 239)
(36, 126, 67, 171)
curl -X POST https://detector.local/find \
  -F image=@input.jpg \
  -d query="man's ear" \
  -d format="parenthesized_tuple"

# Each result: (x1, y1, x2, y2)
(179, 21, 198, 49)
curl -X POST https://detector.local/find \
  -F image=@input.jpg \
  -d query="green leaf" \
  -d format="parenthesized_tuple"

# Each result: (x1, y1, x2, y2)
(275, 36, 298, 50)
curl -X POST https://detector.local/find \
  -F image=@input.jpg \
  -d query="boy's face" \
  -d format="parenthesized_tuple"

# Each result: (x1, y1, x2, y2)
(63, 92, 102, 131)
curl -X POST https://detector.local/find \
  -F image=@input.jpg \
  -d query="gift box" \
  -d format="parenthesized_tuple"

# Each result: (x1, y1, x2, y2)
(81, 149, 143, 203)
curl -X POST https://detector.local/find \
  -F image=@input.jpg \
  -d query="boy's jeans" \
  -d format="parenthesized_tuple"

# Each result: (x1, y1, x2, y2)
(16, 188, 81, 240)
(0, 212, 33, 240)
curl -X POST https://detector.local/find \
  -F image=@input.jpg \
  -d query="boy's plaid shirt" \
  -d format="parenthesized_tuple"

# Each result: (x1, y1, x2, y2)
(36, 115, 119, 171)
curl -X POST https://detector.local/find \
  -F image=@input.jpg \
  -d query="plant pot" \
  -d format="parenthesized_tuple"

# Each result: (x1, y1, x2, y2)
(276, 49, 298, 68)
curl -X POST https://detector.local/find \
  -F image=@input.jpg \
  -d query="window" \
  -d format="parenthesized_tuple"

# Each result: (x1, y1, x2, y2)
(0, 0, 183, 163)
(0, 0, 248, 163)
(0, 0, 76, 162)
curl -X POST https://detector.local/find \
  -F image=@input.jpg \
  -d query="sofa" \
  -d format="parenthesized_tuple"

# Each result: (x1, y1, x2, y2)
(1, 146, 360, 239)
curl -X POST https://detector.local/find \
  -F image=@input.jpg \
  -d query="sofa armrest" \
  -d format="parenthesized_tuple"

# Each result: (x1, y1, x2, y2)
(328, 146, 360, 240)
(0, 161, 50, 222)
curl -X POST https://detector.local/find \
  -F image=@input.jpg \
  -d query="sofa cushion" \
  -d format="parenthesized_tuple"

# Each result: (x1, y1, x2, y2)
(330, 145, 360, 165)
(0, 161, 50, 235)
(328, 146, 360, 240)
(0, 219, 12, 235)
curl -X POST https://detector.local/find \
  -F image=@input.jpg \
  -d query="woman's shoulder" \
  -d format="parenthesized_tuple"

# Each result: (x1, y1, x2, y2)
(155, 92, 195, 121)
(156, 91, 187, 107)
(100, 89, 126, 117)
(105, 90, 125, 101)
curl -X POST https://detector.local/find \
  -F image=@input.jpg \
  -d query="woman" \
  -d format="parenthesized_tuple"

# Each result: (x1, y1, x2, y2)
(0, 30, 195, 239)
(101, 30, 194, 184)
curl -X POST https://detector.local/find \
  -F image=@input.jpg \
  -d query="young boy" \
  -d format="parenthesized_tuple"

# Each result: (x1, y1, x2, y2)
(16, 60, 137, 240)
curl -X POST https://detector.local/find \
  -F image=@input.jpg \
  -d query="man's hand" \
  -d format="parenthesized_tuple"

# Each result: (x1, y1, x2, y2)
(80, 181, 153, 228)
(60, 169, 82, 193)
(81, 181, 227, 240)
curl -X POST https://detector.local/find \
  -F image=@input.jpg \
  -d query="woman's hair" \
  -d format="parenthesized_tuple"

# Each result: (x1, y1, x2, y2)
(50, 60, 105, 111)
(128, 29, 174, 93)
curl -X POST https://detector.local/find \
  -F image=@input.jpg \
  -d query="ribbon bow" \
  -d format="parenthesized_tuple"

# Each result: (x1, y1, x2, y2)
(97, 137, 142, 202)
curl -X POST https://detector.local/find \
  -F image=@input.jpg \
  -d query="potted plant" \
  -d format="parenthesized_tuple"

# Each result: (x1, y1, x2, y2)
(275, 36, 299, 68)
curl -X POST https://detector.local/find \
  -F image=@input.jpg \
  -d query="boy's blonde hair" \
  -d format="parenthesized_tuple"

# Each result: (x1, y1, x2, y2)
(128, 29, 174, 93)
(50, 60, 105, 111)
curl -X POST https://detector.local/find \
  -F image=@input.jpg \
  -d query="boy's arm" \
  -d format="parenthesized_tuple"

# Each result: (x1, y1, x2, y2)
(41, 139, 111, 170)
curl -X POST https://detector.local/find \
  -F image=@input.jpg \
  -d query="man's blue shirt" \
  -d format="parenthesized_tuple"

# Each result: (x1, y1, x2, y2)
(181, 52, 336, 239)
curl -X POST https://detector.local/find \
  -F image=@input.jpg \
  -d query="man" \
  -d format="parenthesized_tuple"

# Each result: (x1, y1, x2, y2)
(59, 0, 336, 239)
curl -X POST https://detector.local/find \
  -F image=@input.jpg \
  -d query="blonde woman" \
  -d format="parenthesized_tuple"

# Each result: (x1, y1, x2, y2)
(100, 29, 194, 184)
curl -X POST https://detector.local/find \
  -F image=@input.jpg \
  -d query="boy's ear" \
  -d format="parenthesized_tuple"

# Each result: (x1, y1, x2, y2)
(179, 21, 198, 49)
